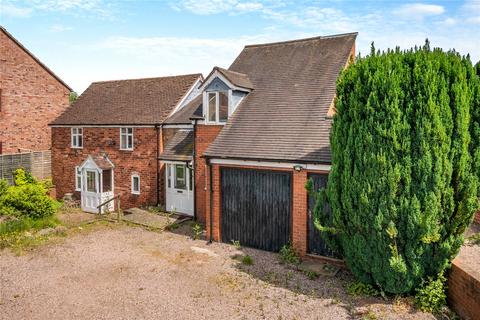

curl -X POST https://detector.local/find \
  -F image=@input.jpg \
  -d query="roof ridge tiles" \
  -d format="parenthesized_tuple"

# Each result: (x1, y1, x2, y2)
(91, 73, 202, 84)
(244, 32, 358, 49)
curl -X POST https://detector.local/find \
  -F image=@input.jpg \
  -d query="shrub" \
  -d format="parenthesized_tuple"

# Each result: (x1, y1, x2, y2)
(242, 255, 253, 265)
(312, 42, 480, 294)
(414, 274, 447, 313)
(0, 169, 59, 219)
(279, 243, 300, 265)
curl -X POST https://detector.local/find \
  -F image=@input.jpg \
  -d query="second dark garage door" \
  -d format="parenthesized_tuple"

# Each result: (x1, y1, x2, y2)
(221, 167, 292, 252)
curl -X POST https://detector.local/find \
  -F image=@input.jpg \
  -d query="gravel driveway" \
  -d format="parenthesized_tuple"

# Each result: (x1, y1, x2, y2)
(0, 222, 433, 320)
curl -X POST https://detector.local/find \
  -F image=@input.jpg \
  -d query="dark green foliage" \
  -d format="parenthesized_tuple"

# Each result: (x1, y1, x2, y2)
(317, 42, 480, 294)
(0, 169, 59, 219)
(414, 273, 447, 313)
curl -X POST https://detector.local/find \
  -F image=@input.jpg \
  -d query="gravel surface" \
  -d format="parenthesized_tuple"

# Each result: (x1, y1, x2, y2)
(0, 223, 434, 320)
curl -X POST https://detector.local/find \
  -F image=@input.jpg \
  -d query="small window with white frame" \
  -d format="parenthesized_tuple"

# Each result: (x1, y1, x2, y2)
(71, 127, 83, 148)
(205, 91, 229, 124)
(75, 166, 82, 191)
(131, 174, 140, 194)
(120, 127, 134, 150)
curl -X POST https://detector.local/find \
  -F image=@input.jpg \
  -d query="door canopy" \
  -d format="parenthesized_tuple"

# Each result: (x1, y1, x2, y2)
(79, 154, 115, 172)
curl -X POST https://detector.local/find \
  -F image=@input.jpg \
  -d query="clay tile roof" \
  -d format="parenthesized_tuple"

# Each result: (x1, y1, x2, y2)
(92, 155, 114, 170)
(158, 130, 194, 161)
(163, 94, 203, 125)
(214, 67, 254, 90)
(50, 74, 202, 125)
(204, 33, 357, 164)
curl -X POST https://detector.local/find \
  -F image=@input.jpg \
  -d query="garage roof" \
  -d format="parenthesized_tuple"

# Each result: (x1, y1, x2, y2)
(203, 33, 357, 164)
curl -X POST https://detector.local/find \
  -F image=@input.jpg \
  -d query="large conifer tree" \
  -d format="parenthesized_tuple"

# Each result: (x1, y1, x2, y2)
(315, 43, 480, 294)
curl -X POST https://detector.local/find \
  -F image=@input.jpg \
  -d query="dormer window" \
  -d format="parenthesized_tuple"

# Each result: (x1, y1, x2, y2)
(206, 91, 229, 123)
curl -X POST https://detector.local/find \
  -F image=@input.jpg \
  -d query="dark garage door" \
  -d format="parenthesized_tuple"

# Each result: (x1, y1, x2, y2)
(307, 173, 339, 258)
(221, 168, 292, 252)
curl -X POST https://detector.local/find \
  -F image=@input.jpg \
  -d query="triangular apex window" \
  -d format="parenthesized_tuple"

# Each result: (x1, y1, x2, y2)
(200, 67, 252, 125)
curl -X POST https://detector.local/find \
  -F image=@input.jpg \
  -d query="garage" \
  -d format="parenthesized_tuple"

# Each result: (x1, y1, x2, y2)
(220, 167, 292, 252)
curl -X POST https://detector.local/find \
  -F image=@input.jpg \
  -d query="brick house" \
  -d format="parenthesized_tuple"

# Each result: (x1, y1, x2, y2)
(50, 33, 357, 258)
(0, 26, 71, 154)
(50, 74, 202, 212)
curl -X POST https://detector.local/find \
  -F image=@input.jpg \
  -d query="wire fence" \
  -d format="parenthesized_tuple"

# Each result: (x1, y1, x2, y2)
(0, 150, 51, 184)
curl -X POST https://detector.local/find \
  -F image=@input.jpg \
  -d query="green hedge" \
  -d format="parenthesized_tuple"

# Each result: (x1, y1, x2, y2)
(313, 42, 480, 294)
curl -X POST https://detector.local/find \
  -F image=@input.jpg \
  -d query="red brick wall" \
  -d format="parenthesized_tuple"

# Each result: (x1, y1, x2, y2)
(292, 170, 308, 255)
(194, 124, 223, 223)
(0, 30, 70, 154)
(474, 211, 480, 224)
(51, 127, 161, 209)
(448, 259, 480, 320)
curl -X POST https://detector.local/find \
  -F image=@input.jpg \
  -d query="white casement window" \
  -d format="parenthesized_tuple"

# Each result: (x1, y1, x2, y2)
(71, 128, 83, 148)
(75, 166, 82, 191)
(120, 127, 134, 150)
(205, 91, 229, 124)
(131, 174, 140, 194)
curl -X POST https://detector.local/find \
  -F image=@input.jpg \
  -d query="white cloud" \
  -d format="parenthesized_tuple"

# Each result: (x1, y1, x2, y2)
(394, 3, 445, 20)
(172, 0, 266, 15)
(1, 3, 33, 17)
(1, 0, 114, 19)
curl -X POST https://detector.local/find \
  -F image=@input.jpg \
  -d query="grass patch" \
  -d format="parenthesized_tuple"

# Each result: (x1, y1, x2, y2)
(0, 215, 61, 253)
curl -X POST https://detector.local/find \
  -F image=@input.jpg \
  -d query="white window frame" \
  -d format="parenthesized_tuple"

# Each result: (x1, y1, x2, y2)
(71, 127, 83, 148)
(131, 174, 140, 194)
(204, 90, 231, 124)
(120, 127, 134, 151)
(75, 166, 82, 191)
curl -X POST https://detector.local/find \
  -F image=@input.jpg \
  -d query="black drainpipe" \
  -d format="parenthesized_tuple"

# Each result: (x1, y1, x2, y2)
(207, 157, 213, 243)
(192, 119, 198, 221)
(155, 124, 161, 207)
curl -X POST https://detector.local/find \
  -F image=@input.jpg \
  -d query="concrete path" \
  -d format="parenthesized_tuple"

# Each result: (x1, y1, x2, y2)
(119, 207, 191, 230)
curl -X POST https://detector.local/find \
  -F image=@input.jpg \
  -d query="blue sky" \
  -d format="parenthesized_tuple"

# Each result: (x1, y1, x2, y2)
(1, 0, 479, 93)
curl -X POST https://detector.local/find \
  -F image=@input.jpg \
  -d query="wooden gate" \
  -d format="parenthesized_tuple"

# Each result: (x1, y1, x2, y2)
(221, 167, 292, 252)
(307, 173, 339, 258)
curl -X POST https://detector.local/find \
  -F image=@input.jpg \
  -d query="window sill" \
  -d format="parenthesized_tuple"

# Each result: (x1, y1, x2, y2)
(131, 192, 140, 195)
(71, 146, 83, 149)
(120, 148, 134, 151)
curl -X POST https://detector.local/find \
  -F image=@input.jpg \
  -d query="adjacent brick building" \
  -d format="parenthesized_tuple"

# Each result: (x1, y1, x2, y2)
(0, 26, 71, 154)
(50, 74, 202, 212)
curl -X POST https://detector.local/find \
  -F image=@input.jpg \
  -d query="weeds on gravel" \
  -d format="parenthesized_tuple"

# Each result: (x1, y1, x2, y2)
(191, 223, 203, 240)
(279, 243, 300, 265)
(466, 233, 480, 245)
(242, 255, 254, 265)
(231, 240, 241, 249)
(346, 281, 380, 297)
(304, 270, 319, 280)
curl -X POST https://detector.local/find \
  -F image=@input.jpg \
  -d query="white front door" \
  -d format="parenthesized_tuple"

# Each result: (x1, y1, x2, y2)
(81, 169, 101, 213)
(165, 163, 194, 216)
